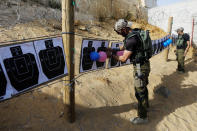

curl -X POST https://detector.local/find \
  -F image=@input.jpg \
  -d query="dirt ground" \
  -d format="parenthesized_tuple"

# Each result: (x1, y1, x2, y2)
(0, 20, 197, 131)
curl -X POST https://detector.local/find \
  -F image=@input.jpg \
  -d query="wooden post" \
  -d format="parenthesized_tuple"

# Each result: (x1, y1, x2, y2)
(62, 0, 75, 123)
(191, 18, 195, 47)
(164, 17, 173, 61)
(191, 18, 197, 62)
(111, 0, 113, 18)
(190, 18, 194, 59)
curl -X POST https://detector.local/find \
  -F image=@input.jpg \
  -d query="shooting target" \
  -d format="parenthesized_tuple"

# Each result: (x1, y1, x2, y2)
(0, 63, 7, 97)
(1, 43, 39, 92)
(34, 37, 68, 80)
(80, 39, 109, 73)
(108, 42, 131, 69)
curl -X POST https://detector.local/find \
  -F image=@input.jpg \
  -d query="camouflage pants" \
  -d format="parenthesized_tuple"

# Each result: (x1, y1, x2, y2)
(176, 49, 185, 71)
(133, 61, 150, 118)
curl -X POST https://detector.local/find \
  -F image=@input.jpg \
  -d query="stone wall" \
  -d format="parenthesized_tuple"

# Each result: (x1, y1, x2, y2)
(148, 0, 197, 46)
(28, 0, 149, 21)
(0, 0, 159, 26)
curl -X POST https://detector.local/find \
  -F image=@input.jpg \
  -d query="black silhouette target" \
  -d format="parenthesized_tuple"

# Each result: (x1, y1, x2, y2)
(160, 39, 164, 53)
(82, 41, 95, 71)
(96, 42, 107, 68)
(3, 46, 39, 91)
(156, 39, 161, 53)
(152, 40, 156, 55)
(0, 63, 7, 97)
(39, 39, 65, 79)
(111, 43, 120, 67)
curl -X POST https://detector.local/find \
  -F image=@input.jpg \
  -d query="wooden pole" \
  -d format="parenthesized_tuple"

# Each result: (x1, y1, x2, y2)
(164, 17, 173, 61)
(191, 18, 197, 62)
(191, 18, 194, 48)
(62, 0, 75, 123)
(111, 0, 113, 18)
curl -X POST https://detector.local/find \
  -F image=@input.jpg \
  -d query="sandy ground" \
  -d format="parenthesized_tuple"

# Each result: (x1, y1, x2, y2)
(0, 20, 197, 131)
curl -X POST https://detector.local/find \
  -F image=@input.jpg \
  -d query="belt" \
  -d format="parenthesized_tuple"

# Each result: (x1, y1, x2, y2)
(177, 46, 185, 49)
(133, 60, 149, 66)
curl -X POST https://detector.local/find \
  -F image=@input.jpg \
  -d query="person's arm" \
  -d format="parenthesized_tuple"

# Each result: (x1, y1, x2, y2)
(184, 40, 190, 56)
(183, 34, 190, 57)
(110, 45, 124, 51)
(106, 45, 125, 58)
(113, 50, 132, 62)
(113, 36, 137, 62)
(112, 35, 138, 62)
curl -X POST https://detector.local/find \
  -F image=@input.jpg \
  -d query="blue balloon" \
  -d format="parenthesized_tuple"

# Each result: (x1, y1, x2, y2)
(166, 40, 169, 45)
(166, 39, 172, 46)
(163, 42, 168, 47)
(90, 52, 100, 61)
(168, 39, 172, 44)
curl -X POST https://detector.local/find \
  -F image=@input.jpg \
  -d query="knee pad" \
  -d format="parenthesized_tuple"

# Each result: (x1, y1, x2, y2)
(135, 89, 146, 102)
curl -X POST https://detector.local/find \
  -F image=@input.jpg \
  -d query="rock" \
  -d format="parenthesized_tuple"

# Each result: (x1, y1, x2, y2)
(106, 33, 110, 37)
(78, 25, 87, 31)
(59, 111, 64, 118)
(154, 86, 170, 98)
(40, 119, 44, 122)
(74, 20, 81, 26)
(95, 31, 100, 36)
(23, 124, 32, 129)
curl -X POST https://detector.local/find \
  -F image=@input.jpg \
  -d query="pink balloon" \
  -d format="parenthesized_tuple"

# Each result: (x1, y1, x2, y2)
(98, 51, 107, 62)
(116, 51, 124, 56)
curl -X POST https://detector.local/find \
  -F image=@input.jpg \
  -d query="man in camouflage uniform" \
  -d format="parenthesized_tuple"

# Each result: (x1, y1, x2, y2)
(107, 19, 150, 124)
(175, 27, 190, 73)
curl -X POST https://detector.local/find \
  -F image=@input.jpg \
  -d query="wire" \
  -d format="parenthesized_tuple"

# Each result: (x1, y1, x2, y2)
(0, 32, 121, 45)
(0, 34, 61, 45)
(0, 31, 172, 102)
(0, 30, 172, 45)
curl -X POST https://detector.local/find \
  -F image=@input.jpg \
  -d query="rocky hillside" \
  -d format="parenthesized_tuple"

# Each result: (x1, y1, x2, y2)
(0, 0, 149, 28)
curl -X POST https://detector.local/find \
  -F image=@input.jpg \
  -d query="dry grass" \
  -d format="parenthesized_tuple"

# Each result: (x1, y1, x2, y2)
(48, 0, 61, 10)
(131, 20, 167, 40)
(21, 0, 61, 10)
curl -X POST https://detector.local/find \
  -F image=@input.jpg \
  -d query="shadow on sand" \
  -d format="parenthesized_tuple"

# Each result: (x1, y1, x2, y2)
(0, 60, 197, 131)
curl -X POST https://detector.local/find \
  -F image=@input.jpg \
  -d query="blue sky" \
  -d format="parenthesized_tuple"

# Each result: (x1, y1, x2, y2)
(157, 0, 186, 6)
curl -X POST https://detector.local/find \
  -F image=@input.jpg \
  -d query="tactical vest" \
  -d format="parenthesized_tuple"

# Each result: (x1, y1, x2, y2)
(176, 34, 187, 50)
(124, 30, 152, 63)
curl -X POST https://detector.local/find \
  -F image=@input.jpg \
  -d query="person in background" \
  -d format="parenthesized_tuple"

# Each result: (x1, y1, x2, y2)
(175, 27, 190, 73)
